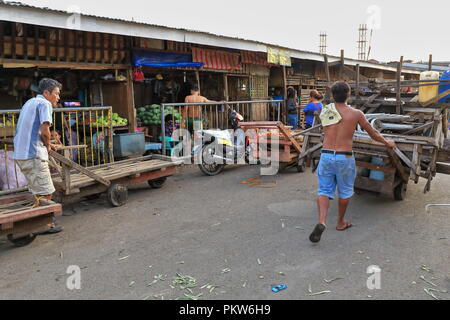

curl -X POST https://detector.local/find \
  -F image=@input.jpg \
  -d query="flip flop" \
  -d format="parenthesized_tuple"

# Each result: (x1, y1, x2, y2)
(309, 224, 326, 243)
(336, 223, 353, 231)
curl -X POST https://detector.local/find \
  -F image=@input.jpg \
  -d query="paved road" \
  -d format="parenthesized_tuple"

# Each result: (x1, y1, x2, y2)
(1, 164, 449, 300)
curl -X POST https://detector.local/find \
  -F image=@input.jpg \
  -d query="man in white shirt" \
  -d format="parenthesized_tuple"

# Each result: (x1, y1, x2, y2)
(14, 78, 63, 234)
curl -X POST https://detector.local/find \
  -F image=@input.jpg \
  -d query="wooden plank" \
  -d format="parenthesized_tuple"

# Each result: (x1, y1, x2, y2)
(355, 176, 390, 194)
(298, 143, 323, 161)
(356, 161, 396, 173)
(396, 57, 403, 114)
(0, 203, 62, 225)
(386, 148, 409, 182)
(410, 144, 420, 182)
(436, 163, 450, 175)
(278, 123, 302, 153)
(50, 151, 111, 187)
(393, 147, 413, 168)
(403, 122, 433, 135)
(0, 215, 53, 237)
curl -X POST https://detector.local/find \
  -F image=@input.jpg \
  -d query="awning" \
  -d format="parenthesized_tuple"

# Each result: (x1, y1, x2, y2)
(133, 50, 203, 68)
(241, 51, 270, 66)
(192, 47, 242, 71)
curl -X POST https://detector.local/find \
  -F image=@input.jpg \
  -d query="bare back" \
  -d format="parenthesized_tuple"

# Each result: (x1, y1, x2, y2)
(184, 94, 208, 118)
(322, 104, 363, 152)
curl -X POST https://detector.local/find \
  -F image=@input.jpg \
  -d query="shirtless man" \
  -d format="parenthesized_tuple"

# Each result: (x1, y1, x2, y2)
(309, 81, 396, 243)
(183, 84, 215, 133)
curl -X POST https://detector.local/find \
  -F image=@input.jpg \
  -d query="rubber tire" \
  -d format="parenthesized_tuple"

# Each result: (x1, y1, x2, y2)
(198, 144, 225, 176)
(149, 177, 167, 189)
(394, 181, 407, 201)
(8, 234, 37, 247)
(107, 184, 128, 207)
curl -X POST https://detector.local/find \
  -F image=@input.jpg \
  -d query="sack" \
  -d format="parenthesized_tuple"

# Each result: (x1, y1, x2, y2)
(320, 103, 342, 127)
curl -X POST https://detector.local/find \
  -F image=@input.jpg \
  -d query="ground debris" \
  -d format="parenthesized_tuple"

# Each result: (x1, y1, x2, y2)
(172, 274, 197, 291)
(222, 268, 231, 274)
(420, 275, 437, 287)
(118, 256, 130, 261)
(424, 288, 439, 300)
(184, 293, 203, 300)
(307, 290, 331, 297)
(420, 265, 433, 273)
(323, 277, 343, 284)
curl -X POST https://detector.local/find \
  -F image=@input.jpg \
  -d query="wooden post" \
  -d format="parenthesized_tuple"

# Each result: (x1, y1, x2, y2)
(0, 22, 4, 59)
(355, 64, 360, 103)
(45, 28, 50, 61)
(428, 54, 433, 71)
(340, 49, 345, 80)
(195, 69, 201, 92)
(126, 68, 137, 132)
(356, 64, 360, 102)
(65, 30, 70, 62)
(34, 26, 39, 60)
(23, 24, 28, 60)
(11, 22, 16, 59)
(324, 55, 331, 103)
(396, 56, 404, 114)
(83, 32, 88, 62)
(283, 65, 288, 123)
(223, 74, 229, 101)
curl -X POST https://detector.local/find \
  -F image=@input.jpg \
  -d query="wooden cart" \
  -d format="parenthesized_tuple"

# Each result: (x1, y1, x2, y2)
(239, 122, 304, 172)
(0, 193, 62, 247)
(298, 102, 450, 201)
(50, 152, 183, 206)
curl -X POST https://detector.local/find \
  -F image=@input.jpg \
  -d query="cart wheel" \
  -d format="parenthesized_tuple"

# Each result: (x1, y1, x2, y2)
(394, 181, 407, 201)
(107, 184, 128, 207)
(7, 234, 37, 247)
(148, 177, 167, 189)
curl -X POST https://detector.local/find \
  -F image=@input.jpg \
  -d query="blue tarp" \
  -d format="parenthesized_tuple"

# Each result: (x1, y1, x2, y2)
(133, 50, 203, 68)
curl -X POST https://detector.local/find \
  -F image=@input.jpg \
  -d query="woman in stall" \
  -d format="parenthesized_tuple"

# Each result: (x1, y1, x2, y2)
(302, 90, 324, 129)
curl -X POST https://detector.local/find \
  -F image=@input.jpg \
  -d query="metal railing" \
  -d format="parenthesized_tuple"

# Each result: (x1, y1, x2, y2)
(160, 100, 284, 155)
(1, 107, 113, 195)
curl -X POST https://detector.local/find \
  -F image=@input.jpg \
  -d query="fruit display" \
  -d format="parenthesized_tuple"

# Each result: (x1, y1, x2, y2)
(0, 120, 14, 127)
(93, 113, 128, 127)
(137, 104, 181, 126)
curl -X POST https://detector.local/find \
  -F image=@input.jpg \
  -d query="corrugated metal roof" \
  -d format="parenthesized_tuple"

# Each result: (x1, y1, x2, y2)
(395, 63, 449, 73)
(0, 0, 421, 74)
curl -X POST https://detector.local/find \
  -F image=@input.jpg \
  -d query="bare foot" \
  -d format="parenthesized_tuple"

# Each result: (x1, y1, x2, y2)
(336, 222, 353, 231)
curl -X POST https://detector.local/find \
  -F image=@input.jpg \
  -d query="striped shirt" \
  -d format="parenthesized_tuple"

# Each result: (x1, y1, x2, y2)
(13, 95, 53, 161)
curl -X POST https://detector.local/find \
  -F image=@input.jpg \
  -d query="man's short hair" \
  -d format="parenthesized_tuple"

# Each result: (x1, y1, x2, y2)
(191, 84, 199, 92)
(38, 78, 62, 94)
(331, 81, 351, 103)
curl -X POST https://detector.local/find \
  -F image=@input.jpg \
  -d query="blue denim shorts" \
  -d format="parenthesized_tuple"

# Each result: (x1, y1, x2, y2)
(317, 152, 357, 200)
